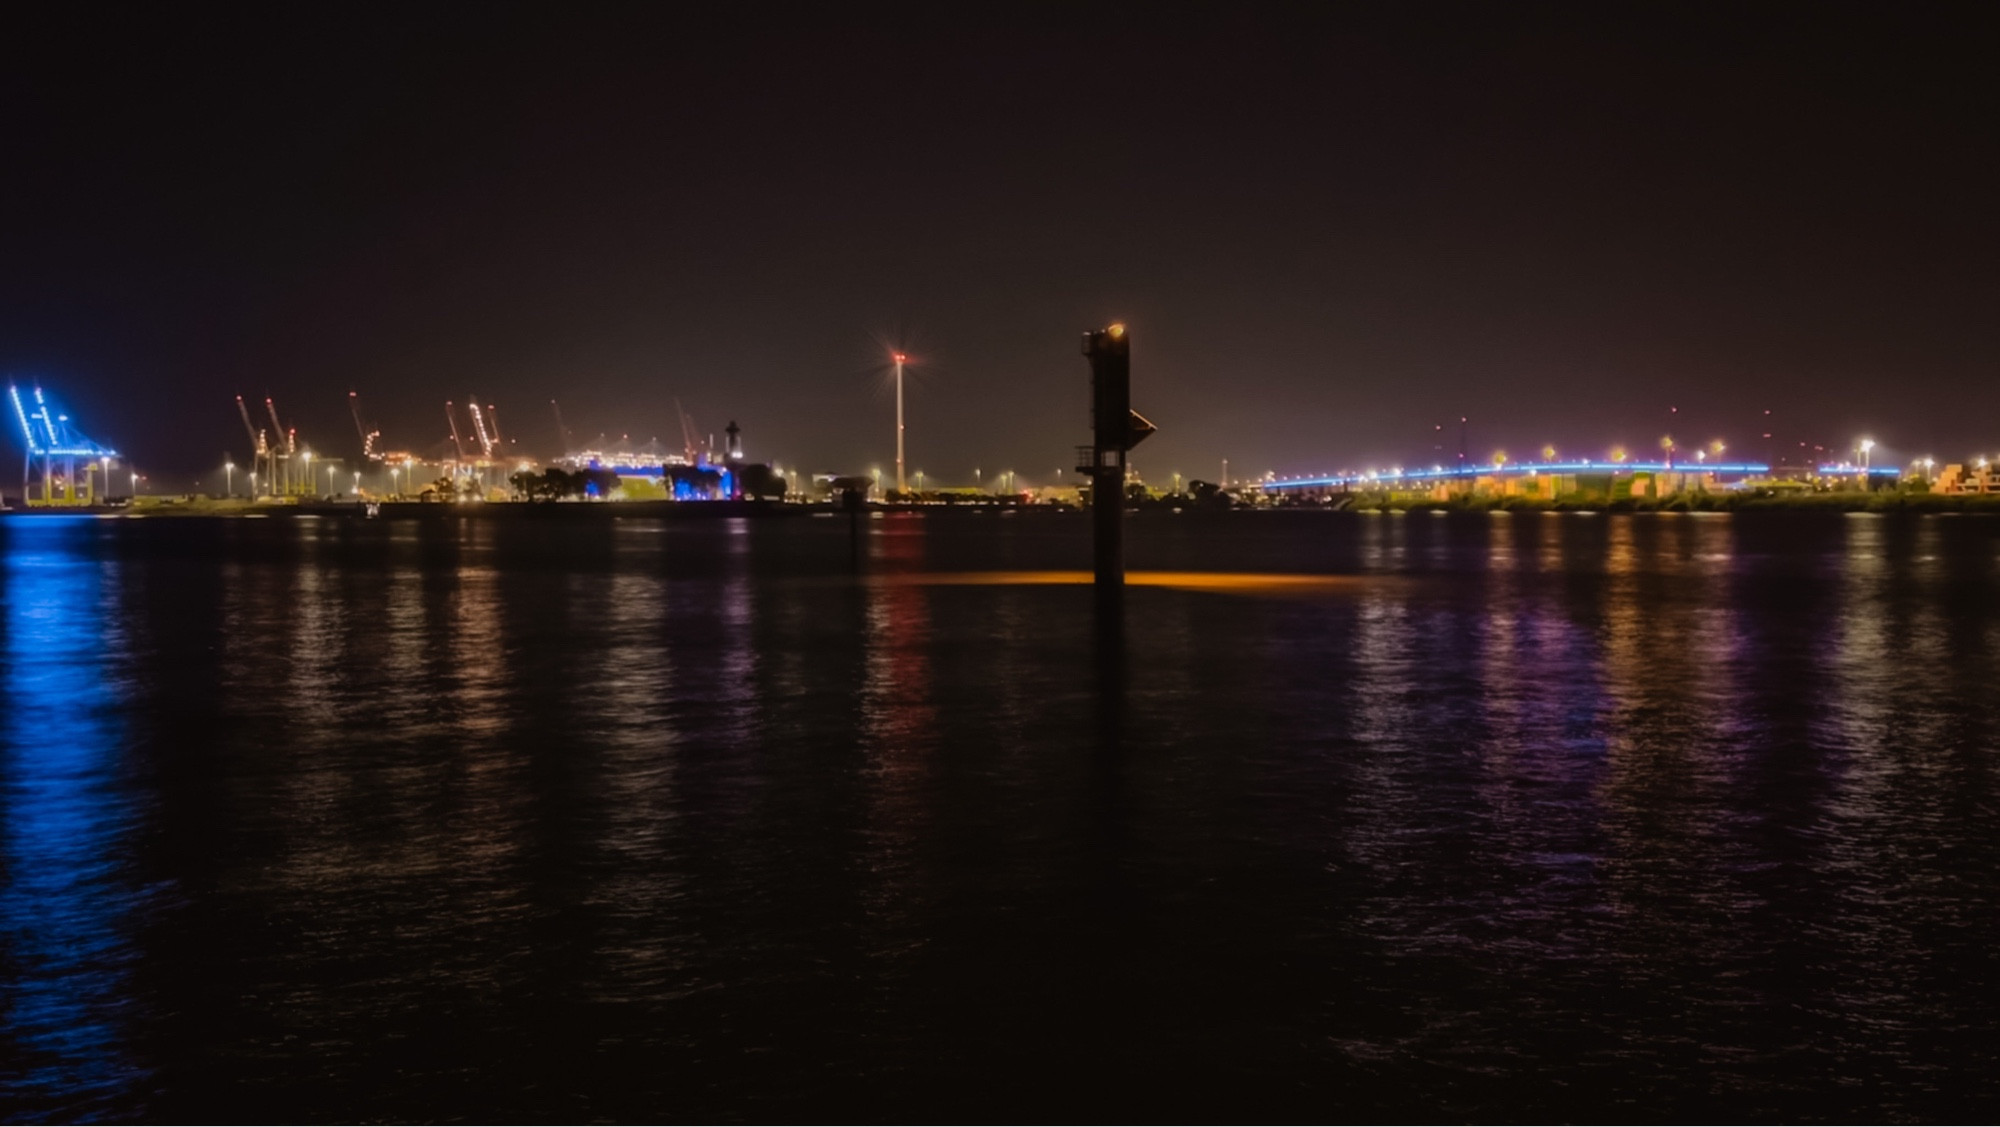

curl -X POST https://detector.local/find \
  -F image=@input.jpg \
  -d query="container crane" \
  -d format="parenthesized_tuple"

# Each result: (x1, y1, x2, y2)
(676, 399, 703, 465)
(236, 395, 271, 495)
(446, 401, 467, 462)
(551, 399, 571, 457)
(349, 391, 382, 461)
(468, 400, 496, 457)
(12, 383, 117, 505)
(263, 397, 295, 494)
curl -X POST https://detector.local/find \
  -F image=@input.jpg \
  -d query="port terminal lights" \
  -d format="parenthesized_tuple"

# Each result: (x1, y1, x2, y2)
(9, 382, 118, 507)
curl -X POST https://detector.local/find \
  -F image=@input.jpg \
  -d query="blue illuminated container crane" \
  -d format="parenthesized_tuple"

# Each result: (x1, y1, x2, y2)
(8, 383, 118, 507)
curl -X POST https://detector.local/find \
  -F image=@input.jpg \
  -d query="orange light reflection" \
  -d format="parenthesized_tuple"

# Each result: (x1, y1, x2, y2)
(869, 571, 1361, 596)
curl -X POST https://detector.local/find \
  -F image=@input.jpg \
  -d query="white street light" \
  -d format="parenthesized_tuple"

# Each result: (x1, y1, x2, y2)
(892, 351, 907, 495)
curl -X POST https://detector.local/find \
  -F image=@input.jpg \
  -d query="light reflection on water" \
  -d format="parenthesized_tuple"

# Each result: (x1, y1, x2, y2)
(0, 520, 145, 1117)
(1, 511, 1998, 1120)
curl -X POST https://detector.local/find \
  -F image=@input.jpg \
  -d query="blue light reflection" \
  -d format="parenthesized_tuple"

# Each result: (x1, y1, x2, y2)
(0, 520, 145, 1115)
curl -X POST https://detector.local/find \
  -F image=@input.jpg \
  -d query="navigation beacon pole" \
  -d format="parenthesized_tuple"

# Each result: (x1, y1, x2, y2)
(1078, 323, 1156, 608)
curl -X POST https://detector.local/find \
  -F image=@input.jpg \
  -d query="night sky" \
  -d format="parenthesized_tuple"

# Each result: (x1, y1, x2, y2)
(3, 5, 1993, 484)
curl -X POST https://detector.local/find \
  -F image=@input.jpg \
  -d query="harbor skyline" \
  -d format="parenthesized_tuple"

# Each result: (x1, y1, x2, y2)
(0, 369, 1979, 504)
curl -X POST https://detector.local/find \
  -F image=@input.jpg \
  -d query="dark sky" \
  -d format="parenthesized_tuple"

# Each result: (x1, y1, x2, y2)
(3, 4, 1993, 484)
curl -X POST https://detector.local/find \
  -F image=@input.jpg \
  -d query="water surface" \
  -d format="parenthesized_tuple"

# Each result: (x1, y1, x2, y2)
(2, 510, 1997, 1120)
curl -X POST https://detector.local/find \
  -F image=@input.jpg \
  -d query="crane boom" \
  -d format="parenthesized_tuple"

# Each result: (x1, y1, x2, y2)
(676, 399, 701, 464)
(235, 396, 260, 450)
(264, 398, 294, 454)
(467, 401, 495, 457)
(445, 401, 467, 461)
(349, 391, 381, 460)
(486, 404, 503, 449)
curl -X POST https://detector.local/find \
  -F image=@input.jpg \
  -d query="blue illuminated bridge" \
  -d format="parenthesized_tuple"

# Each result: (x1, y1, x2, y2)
(1260, 460, 1902, 491)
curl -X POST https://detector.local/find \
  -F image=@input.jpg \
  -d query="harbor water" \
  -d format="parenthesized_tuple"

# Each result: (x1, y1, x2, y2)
(2, 510, 1997, 1120)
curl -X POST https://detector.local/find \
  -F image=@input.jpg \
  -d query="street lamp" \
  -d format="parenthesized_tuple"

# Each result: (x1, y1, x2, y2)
(300, 450, 312, 496)
(1859, 438, 1875, 470)
(892, 351, 907, 495)
(224, 459, 235, 498)
(391, 465, 401, 495)
(352, 470, 361, 494)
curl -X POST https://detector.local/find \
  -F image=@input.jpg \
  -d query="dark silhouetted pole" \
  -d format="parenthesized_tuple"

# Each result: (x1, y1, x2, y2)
(1081, 325, 1156, 605)
(1081, 324, 1130, 599)
(1079, 323, 1157, 609)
